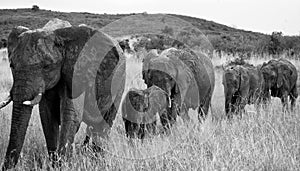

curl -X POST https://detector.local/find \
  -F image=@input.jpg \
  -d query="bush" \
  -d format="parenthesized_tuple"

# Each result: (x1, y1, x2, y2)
(31, 5, 40, 12)
(161, 26, 174, 36)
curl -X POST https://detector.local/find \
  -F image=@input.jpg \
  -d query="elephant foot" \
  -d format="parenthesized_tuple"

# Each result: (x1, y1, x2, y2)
(58, 119, 80, 159)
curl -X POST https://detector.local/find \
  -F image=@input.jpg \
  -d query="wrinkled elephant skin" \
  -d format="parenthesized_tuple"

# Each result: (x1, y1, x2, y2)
(0, 19, 125, 170)
(142, 48, 215, 128)
(222, 64, 264, 118)
(260, 58, 298, 110)
(121, 85, 169, 139)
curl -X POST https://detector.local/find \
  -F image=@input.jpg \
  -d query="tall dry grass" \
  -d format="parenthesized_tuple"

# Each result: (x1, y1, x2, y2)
(0, 50, 300, 170)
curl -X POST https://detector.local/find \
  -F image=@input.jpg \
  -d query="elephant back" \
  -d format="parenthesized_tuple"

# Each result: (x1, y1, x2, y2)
(170, 48, 215, 110)
(57, 26, 127, 126)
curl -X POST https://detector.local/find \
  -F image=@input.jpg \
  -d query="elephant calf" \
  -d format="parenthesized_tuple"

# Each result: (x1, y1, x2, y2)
(121, 86, 170, 139)
(222, 63, 264, 118)
(260, 58, 298, 110)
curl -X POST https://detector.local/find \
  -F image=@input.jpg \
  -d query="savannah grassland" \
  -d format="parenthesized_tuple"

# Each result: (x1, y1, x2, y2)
(0, 48, 300, 171)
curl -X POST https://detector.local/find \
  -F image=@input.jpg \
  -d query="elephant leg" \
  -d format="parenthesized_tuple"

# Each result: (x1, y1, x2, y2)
(260, 91, 269, 106)
(290, 86, 298, 110)
(225, 98, 233, 119)
(160, 104, 177, 132)
(58, 96, 81, 157)
(180, 107, 191, 123)
(83, 135, 90, 146)
(84, 104, 118, 155)
(124, 119, 140, 139)
(138, 124, 146, 140)
(230, 96, 238, 114)
(39, 89, 60, 162)
(238, 89, 249, 118)
(198, 105, 207, 123)
(281, 92, 289, 112)
(144, 121, 157, 137)
(82, 135, 103, 154)
(240, 97, 247, 113)
(198, 97, 211, 122)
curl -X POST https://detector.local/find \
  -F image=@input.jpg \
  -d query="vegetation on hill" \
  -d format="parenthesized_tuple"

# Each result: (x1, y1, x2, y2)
(0, 8, 299, 57)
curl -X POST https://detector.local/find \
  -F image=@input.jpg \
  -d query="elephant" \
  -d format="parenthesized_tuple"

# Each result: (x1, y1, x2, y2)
(222, 63, 264, 118)
(0, 19, 126, 169)
(260, 58, 298, 110)
(121, 85, 170, 139)
(142, 47, 215, 129)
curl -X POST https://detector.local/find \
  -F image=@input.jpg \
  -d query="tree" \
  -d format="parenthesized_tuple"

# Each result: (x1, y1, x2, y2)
(31, 5, 40, 12)
(161, 26, 174, 36)
(268, 31, 283, 55)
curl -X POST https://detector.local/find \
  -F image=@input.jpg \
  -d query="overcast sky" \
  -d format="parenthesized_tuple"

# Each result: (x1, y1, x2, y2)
(1, 0, 300, 36)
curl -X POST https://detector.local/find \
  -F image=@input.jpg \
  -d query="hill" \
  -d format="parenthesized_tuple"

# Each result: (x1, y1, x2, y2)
(0, 8, 299, 56)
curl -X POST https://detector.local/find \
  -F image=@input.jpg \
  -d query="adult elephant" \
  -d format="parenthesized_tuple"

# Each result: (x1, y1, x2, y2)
(260, 58, 298, 109)
(222, 63, 264, 118)
(142, 48, 215, 129)
(0, 19, 125, 169)
(122, 85, 169, 139)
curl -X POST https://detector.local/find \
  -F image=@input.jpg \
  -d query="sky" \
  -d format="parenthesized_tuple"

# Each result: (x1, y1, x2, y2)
(1, 0, 300, 36)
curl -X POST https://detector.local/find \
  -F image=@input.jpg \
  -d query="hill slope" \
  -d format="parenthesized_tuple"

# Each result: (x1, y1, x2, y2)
(0, 8, 299, 56)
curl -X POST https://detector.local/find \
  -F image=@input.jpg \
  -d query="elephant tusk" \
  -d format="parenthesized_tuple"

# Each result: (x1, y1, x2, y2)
(168, 97, 172, 108)
(0, 96, 12, 109)
(23, 93, 42, 106)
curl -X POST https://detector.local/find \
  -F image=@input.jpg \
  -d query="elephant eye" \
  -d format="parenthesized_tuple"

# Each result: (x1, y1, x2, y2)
(43, 64, 51, 70)
(10, 63, 14, 69)
(233, 80, 238, 86)
(43, 64, 53, 70)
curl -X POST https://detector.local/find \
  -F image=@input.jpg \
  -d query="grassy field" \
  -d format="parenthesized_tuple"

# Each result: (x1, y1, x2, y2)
(0, 49, 300, 170)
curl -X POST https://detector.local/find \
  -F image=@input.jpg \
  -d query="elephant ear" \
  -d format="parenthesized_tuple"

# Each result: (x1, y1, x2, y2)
(176, 59, 199, 110)
(67, 28, 126, 127)
(166, 50, 199, 110)
(276, 67, 287, 88)
(238, 66, 250, 91)
(142, 50, 159, 84)
(37, 33, 64, 66)
(7, 26, 29, 60)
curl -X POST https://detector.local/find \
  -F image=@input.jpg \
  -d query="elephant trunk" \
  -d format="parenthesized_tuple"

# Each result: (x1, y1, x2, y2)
(224, 92, 234, 117)
(2, 102, 33, 170)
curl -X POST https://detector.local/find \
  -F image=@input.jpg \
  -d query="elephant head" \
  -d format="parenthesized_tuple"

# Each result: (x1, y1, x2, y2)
(260, 60, 289, 98)
(122, 86, 169, 139)
(260, 62, 277, 89)
(0, 19, 125, 169)
(259, 59, 298, 109)
(222, 65, 250, 115)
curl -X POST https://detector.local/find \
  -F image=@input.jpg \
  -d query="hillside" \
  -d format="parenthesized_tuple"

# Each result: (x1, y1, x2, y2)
(0, 8, 299, 56)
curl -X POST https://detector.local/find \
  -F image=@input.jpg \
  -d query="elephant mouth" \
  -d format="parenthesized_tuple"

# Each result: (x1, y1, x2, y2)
(0, 90, 43, 109)
(19, 86, 44, 106)
(22, 93, 42, 106)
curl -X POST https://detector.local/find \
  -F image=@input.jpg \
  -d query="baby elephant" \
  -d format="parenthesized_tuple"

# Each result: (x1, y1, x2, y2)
(122, 85, 170, 139)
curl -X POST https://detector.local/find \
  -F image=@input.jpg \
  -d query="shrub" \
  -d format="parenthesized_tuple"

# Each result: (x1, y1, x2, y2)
(161, 26, 174, 36)
(31, 5, 40, 12)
